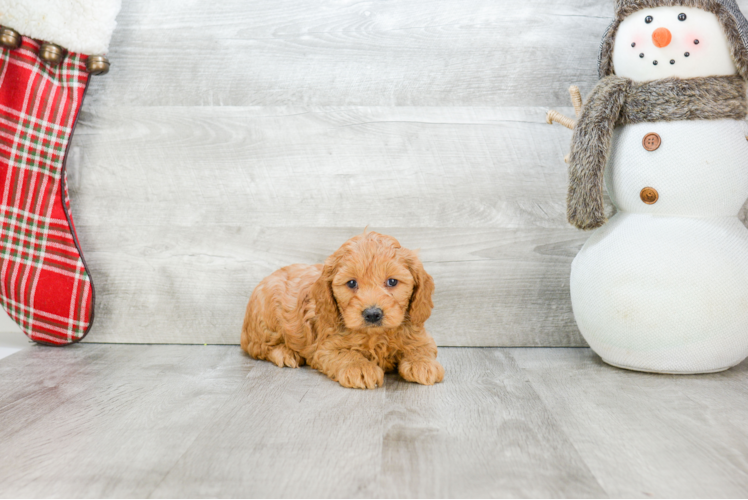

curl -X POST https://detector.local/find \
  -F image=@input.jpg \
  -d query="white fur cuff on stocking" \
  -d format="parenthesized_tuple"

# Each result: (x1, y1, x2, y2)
(0, 0, 121, 55)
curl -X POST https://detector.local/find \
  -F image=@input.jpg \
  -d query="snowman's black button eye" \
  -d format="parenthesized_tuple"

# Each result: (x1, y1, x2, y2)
(645, 16, 653, 23)
(685, 52, 690, 57)
(678, 13, 687, 21)
(632, 42, 636, 47)
(640, 53, 645, 58)
(653, 60, 658, 65)
(670, 59, 675, 64)
(694, 39, 700, 44)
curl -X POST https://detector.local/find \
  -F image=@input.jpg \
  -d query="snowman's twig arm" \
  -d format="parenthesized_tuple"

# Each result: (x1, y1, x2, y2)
(546, 85, 584, 129)
(570, 86, 583, 116)
(547, 85, 584, 162)
(546, 110, 576, 130)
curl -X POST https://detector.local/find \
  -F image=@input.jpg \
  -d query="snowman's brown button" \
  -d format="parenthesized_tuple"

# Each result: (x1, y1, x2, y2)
(643, 133, 661, 151)
(640, 187, 659, 204)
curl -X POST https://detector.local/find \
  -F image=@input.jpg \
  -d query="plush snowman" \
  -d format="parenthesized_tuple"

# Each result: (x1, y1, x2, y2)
(550, 0, 748, 373)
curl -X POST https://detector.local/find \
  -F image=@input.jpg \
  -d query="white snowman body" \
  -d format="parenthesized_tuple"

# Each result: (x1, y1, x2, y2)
(570, 6, 748, 372)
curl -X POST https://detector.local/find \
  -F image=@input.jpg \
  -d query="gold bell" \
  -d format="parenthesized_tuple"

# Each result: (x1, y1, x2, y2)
(39, 42, 65, 65)
(0, 27, 21, 49)
(86, 55, 110, 75)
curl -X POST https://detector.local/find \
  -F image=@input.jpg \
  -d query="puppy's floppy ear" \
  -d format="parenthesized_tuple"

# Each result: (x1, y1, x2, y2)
(404, 249, 434, 327)
(311, 253, 343, 334)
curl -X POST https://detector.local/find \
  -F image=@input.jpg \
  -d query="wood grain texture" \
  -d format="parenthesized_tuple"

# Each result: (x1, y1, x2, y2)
(0, 345, 248, 498)
(70, 106, 574, 229)
(379, 348, 605, 498)
(71, 106, 587, 346)
(0, 344, 108, 441)
(86, 0, 611, 108)
(78, 225, 586, 346)
(149, 347, 386, 498)
(512, 348, 748, 498)
(2, 345, 747, 497)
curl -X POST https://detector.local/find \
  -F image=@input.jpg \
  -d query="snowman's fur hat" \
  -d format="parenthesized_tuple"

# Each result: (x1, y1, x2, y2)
(598, 0, 748, 80)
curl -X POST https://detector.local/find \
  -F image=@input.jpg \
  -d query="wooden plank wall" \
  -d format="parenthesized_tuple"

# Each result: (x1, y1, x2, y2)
(68, 0, 747, 345)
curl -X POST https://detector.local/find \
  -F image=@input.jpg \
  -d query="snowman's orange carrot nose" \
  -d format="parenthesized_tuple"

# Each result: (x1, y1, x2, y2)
(652, 27, 672, 48)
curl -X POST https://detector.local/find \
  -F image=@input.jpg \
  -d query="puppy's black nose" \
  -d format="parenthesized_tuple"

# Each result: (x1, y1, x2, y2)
(363, 307, 383, 324)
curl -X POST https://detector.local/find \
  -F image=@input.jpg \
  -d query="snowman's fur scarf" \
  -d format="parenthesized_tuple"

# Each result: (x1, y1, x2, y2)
(568, 75, 747, 230)
(600, 0, 748, 80)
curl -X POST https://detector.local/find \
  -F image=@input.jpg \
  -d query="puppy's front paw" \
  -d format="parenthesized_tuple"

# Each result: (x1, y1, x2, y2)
(267, 345, 304, 368)
(398, 358, 444, 385)
(337, 362, 385, 389)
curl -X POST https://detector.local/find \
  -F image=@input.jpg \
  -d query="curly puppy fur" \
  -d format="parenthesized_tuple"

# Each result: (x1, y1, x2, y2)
(599, 0, 748, 80)
(241, 231, 444, 389)
(568, 75, 747, 230)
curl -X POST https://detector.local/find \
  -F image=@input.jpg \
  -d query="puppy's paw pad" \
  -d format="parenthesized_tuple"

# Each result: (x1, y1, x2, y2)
(337, 362, 385, 389)
(267, 346, 303, 368)
(399, 359, 444, 385)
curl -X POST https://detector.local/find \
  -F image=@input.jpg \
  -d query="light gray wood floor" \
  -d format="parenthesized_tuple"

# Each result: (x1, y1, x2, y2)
(1, 345, 747, 498)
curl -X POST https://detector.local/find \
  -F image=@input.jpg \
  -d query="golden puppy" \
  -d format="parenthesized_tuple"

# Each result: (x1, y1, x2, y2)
(241, 231, 444, 389)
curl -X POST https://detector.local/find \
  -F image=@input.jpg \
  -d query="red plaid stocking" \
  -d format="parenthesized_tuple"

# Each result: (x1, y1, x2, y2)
(0, 37, 94, 345)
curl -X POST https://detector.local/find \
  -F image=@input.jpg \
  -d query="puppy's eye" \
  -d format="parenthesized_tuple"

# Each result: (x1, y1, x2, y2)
(645, 15, 653, 23)
(678, 13, 687, 21)
(346, 280, 357, 289)
(386, 278, 398, 287)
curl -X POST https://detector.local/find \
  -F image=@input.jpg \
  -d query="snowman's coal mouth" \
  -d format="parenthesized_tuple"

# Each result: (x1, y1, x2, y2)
(641, 55, 688, 66)
(636, 45, 694, 66)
